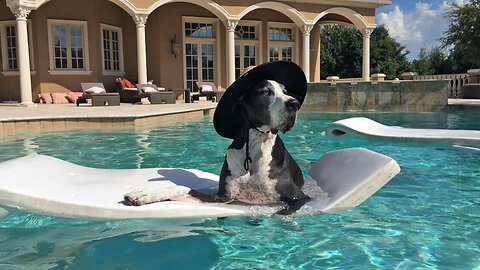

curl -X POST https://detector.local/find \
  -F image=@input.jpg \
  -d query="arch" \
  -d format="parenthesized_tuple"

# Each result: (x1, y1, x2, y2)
(25, 0, 138, 16)
(146, 0, 230, 22)
(236, 1, 307, 27)
(312, 7, 372, 30)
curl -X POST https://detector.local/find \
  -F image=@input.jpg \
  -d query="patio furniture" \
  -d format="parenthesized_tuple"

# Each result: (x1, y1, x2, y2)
(191, 82, 224, 103)
(77, 83, 120, 106)
(135, 84, 176, 104)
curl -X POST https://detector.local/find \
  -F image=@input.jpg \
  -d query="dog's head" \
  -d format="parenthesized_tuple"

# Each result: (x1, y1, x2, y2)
(240, 79, 300, 134)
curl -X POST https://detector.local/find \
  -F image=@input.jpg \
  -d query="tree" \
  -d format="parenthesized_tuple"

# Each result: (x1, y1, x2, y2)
(370, 26, 410, 79)
(411, 48, 434, 75)
(320, 24, 362, 79)
(320, 25, 409, 80)
(443, 0, 480, 68)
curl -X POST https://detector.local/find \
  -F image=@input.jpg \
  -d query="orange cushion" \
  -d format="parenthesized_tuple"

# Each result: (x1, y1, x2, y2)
(51, 93, 69, 104)
(66, 92, 83, 103)
(119, 78, 135, 89)
(124, 79, 135, 88)
(39, 93, 53, 104)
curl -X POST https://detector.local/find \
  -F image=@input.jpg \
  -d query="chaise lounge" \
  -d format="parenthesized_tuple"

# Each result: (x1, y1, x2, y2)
(134, 84, 176, 104)
(191, 82, 224, 103)
(77, 83, 120, 106)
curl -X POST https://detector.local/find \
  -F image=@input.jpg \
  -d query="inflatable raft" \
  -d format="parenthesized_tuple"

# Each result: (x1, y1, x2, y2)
(0, 148, 400, 219)
(326, 117, 480, 145)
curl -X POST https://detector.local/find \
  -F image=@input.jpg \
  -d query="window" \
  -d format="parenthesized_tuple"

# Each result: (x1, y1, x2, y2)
(183, 17, 220, 92)
(0, 20, 35, 75)
(100, 24, 124, 75)
(185, 22, 214, 38)
(234, 21, 261, 79)
(47, 19, 90, 75)
(267, 22, 296, 63)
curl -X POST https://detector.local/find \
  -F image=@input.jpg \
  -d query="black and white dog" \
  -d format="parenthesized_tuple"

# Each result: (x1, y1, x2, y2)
(124, 62, 309, 213)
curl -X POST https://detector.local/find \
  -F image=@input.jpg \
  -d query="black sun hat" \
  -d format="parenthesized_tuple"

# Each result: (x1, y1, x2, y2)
(213, 61, 307, 139)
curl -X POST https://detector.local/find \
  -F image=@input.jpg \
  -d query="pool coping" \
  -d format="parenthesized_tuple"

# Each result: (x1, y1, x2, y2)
(0, 102, 217, 136)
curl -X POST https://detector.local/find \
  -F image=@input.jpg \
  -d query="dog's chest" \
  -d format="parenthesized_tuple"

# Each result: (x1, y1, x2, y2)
(225, 131, 280, 204)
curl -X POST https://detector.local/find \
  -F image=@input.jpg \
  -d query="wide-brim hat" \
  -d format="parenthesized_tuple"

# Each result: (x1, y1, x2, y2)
(213, 61, 307, 139)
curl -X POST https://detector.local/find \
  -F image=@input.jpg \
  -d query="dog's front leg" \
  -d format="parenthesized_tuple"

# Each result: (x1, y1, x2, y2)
(124, 186, 191, 206)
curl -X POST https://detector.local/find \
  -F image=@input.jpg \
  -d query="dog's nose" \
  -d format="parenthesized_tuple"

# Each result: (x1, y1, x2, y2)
(286, 98, 300, 112)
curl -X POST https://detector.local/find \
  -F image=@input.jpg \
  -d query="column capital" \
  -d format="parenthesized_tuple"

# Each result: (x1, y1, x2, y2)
(224, 19, 239, 32)
(133, 14, 148, 27)
(361, 27, 375, 38)
(9, 5, 32, 20)
(300, 24, 314, 36)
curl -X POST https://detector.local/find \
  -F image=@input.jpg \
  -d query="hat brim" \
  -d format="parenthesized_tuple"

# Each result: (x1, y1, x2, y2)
(213, 61, 307, 139)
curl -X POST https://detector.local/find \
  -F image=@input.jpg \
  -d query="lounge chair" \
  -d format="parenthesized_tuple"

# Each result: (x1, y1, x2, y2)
(135, 84, 176, 104)
(77, 83, 120, 106)
(191, 82, 224, 103)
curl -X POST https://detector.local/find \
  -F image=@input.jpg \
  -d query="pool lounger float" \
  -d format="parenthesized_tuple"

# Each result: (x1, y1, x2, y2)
(326, 117, 480, 146)
(0, 148, 400, 220)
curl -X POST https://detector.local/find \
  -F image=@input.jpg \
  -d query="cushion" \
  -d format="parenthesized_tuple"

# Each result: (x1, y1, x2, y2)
(38, 93, 53, 104)
(119, 78, 135, 89)
(142, 87, 157, 93)
(85, 86, 105, 94)
(51, 93, 69, 104)
(201, 85, 214, 92)
(66, 92, 83, 103)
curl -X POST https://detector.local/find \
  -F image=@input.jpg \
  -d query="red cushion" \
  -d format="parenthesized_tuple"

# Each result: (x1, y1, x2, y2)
(118, 78, 135, 89)
(39, 93, 53, 104)
(124, 79, 135, 88)
(66, 92, 83, 103)
(51, 93, 69, 104)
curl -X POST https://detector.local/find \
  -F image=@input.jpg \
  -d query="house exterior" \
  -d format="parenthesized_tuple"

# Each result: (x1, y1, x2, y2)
(0, 0, 391, 105)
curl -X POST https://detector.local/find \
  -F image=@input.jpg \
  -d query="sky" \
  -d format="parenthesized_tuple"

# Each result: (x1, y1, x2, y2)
(375, 0, 469, 61)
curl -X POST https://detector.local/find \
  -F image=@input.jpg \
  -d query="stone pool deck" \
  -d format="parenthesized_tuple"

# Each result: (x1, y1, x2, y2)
(1, 98, 479, 137)
(0, 101, 217, 136)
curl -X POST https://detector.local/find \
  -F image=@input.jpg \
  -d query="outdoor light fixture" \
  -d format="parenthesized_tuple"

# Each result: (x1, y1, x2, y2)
(171, 34, 180, 58)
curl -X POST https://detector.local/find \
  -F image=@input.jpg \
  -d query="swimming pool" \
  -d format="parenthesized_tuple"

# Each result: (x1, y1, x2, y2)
(0, 111, 479, 269)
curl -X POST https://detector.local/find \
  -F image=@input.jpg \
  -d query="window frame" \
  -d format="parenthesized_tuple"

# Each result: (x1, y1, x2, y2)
(234, 20, 262, 78)
(182, 16, 221, 91)
(100, 23, 124, 76)
(47, 19, 91, 75)
(267, 22, 298, 63)
(0, 20, 36, 76)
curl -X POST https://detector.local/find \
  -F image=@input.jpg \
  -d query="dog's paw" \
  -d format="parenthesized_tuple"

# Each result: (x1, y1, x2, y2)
(124, 190, 155, 206)
(124, 186, 192, 206)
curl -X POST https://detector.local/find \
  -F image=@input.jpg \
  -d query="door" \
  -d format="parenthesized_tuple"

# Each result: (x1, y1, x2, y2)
(235, 44, 256, 79)
(185, 42, 214, 92)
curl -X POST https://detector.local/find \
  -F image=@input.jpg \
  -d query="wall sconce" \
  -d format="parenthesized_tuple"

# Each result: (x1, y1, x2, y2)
(171, 34, 180, 58)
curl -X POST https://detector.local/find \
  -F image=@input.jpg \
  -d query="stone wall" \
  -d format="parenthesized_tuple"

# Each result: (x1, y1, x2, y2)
(302, 80, 449, 111)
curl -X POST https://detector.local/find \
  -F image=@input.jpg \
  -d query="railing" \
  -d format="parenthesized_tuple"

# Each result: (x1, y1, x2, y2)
(319, 78, 363, 83)
(412, 74, 469, 98)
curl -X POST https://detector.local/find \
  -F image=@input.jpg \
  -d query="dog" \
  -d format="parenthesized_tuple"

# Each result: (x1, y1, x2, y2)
(124, 79, 309, 214)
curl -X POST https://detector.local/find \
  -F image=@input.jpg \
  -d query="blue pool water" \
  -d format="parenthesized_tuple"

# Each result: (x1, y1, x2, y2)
(0, 111, 479, 269)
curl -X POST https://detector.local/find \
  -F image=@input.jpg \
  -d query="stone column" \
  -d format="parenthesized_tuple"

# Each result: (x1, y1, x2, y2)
(134, 14, 148, 84)
(10, 5, 34, 106)
(362, 28, 374, 81)
(301, 24, 313, 82)
(225, 19, 238, 86)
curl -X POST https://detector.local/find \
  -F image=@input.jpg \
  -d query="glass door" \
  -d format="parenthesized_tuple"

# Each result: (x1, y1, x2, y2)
(185, 42, 214, 92)
(269, 45, 292, 62)
(235, 44, 256, 78)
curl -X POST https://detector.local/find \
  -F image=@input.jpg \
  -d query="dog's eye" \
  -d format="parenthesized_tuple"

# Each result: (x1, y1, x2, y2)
(263, 90, 271, 96)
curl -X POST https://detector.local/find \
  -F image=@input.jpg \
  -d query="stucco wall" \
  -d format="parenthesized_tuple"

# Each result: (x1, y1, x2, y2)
(0, 0, 137, 102)
(303, 80, 449, 111)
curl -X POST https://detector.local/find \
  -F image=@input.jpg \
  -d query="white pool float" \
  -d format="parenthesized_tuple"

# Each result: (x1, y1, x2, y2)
(0, 148, 400, 220)
(326, 117, 480, 145)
